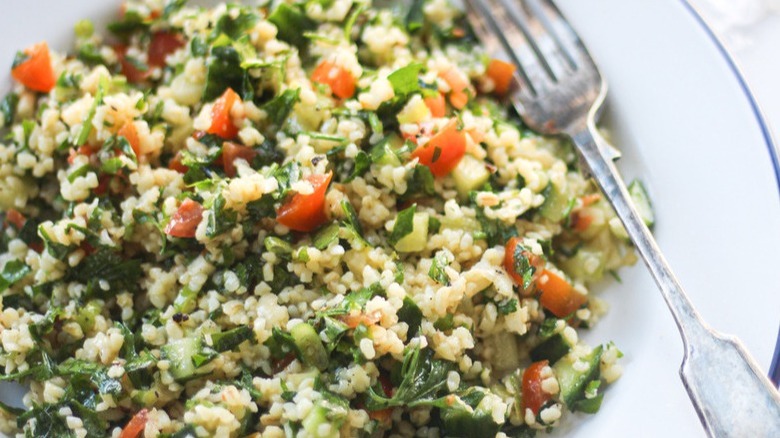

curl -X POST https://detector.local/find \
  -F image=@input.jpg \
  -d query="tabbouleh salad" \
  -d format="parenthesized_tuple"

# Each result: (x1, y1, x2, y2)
(0, 0, 648, 437)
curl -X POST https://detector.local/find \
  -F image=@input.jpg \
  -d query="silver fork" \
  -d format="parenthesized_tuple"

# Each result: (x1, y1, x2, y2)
(463, 0, 780, 435)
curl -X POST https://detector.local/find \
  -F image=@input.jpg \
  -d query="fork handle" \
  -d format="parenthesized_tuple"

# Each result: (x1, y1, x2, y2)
(568, 124, 780, 437)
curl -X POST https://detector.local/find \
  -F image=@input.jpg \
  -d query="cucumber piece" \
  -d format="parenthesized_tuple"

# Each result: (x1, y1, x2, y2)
(75, 300, 102, 332)
(370, 136, 403, 167)
(452, 155, 490, 197)
(607, 217, 629, 240)
(291, 322, 328, 370)
(394, 212, 429, 253)
(130, 388, 158, 407)
(302, 405, 340, 438)
(211, 325, 253, 352)
(161, 337, 202, 381)
(628, 179, 654, 227)
(539, 183, 572, 222)
(559, 248, 606, 282)
(553, 345, 603, 406)
(397, 95, 431, 125)
(441, 408, 500, 438)
(530, 333, 574, 364)
(173, 287, 198, 314)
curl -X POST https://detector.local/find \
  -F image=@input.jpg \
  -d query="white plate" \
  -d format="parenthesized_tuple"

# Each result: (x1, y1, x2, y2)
(1, 1, 778, 437)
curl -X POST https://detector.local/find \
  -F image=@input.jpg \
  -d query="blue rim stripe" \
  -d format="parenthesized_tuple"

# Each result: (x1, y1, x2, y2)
(678, 0, 780, 386)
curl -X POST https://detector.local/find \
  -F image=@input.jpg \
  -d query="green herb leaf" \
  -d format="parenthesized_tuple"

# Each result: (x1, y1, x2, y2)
(203, 45, 250, 101)
(0, 93, 19, 127)
(0, 259, 30, 292)
(366, 347, 453, 409)
(340, 200, 367, 245)
(389, 204, 416, 245)
(211, 325, 254, 352)
(397, 296, 423, 337)
(345, 150, 372, 182)
(512, 241, 536, 290)
(401, 165, 435, 202)
(267, 3, 315, 49)
(206, 193, 237, 237)
(313, 222, 340, 250)
(387, 63, 423, 96)
(428, 252, 450, 286)
(263, 88, 300, 128)
(68, 248, 143, 295)
(496, 298, 518, 315)
(76, 76, 107, 146)
(211, 8, 259, 41)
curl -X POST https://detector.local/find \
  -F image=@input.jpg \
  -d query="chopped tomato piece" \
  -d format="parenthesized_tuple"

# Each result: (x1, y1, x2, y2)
(367, 375, 394, 424)
(311, 60, 356, 99)
(368, 408, 392, 423)
(11, 41, 56, 92)
(67, 145, 98, 165)
(424, 92, 446, 118)
(503, 237, 544, 291)
(119, 408, 148, 438)
(115, 44, 150, 83)
(276, 172, 333, 232)
(93, 175, 112, 196)
(164, 199, 204, 238)
(439, 67, 470, 109)
(378, 374, 394, 398)
(147, 31, 184, 67)
(486, 59, 517, 95)
(207, 88, 241, 139)
(339, 311, 381, 329)
(118, 122, 142, 157)
(537, 269, 588, 317)
(5, 209, 26, 229)
(570, 210, 594, 232)
(168, 151, 188, 174)
(522, 360, 551, 415)
(272, 352, 297, 373)
(221, 142, 257, 177)
(410, 119, 466, 177)
(580, 193, 601, 207)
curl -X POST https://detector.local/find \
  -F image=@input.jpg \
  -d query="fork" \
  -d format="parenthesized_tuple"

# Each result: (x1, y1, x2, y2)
(463, 0, 780, 435)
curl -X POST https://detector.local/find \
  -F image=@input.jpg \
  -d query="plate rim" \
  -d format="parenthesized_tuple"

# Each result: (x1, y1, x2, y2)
(678, 0, 780, 385)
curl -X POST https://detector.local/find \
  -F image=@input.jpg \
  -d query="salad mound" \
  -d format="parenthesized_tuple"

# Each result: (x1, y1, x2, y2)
(0, 1, 643, 437)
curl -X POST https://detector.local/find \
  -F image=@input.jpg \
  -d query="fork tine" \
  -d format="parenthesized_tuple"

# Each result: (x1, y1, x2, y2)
(499, 0, 576, 80)
(467, 0, 551, 95)
(462, 0, 535, 97)
(527, 0, 593, 69)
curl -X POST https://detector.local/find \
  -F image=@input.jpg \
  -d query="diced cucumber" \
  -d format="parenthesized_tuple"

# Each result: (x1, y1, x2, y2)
(75, 300, 102, 332)
(441, 407, 500, 438)
(553, 345, 603, 406)
(211, 325, 253, 352)
(607, 217, 629, 240)
(370, 135, 403, 167)
(452, 155, 490, 197)
(131, 389, 159, 407)
(539, 183, 572, 222)
(628, 179, 654, 227)
(394, 212, 429, 253)
(291, 322, 328, 371)
(530, 333, 574, 364)
(161, 337, 201, 381)
(173, 287, 198, 314)
(302, 405, 339, 438)
(559, 248, 606, 282)
(397, 95, 431, 125)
